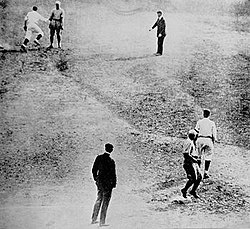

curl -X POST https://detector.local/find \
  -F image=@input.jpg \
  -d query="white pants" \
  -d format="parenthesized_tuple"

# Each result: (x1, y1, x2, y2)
(25, 23, 44, 40)
(196, 138, 214, 161)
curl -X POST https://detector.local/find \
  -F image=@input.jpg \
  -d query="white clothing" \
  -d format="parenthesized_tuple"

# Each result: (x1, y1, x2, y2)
(25, 24, 44, 40)
(195, 117, 217, 161)
(196, 138, 214, 161)
(183, 139, 198, 157)
(195, 118, 217, 140)
(24, 11, 47, 40)
(25, 11, 47, 26)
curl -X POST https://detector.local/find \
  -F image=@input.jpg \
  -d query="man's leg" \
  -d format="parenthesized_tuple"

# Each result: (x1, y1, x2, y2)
(203, 142, 213, 179)
(21, 28, 32, 51)
(49, 27, 55, 48)
(99, 189, 112, 226)
(33, 25, 44, 46)
(181, 164, 194, 198)
(157, 37, 164, 55)
(204, 160, 211, 179)
(91, 189, 103, 223)
(190, 164, 202, 198)
(56, 28, 61, 48)
(181, 179, 193, 198)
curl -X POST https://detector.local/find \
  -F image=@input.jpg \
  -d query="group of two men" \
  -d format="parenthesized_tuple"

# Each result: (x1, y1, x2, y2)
(181, 109, 218, 199)
(21, 1, 64, 52)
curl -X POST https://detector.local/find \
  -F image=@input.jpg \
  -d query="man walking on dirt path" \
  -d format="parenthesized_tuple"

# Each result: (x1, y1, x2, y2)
(91, 143, 117, 227)
(21, 6, 48, 52)
(195, 109, 218, 179)
(149, 10, 166, 56)
(48, 1, 65, 49)
(181, 130, 202, 199)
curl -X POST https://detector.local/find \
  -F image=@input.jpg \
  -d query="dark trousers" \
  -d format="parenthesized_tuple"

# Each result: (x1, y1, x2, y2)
(183, 163, 202, 193)
(49, 21, 62, 46)
(92, 188, 112, 224)
(157, 36, 165, 55)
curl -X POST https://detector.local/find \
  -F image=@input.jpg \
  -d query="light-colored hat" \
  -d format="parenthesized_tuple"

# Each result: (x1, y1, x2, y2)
(188, 129, 197, 136)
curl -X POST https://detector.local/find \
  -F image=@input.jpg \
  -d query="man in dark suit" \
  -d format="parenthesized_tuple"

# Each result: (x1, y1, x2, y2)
(91, 143, 117, 227)
(149, 11, 167, 56)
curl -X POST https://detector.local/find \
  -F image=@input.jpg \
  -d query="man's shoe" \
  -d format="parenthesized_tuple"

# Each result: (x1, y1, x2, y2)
(21, 44, 27, 52)
(181, 188, 187, 198)
(91, 220, 98, 224)
(47, 45, 53, 49)
(190, 191, 200, 199)
(204, 173, 210, 179)
(34, 40, 40, 46)
(99, 223, 109, 227)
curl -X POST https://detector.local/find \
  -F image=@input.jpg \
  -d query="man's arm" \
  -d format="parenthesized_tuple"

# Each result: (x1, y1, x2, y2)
(149, 20, 158, 31)
(111, 160, 117, 188)
(194, 121, 200, 134)
(39, 13, 49, 23)
(152, 20, 158, 29)
(212, 122, 218, 143)
(49, 10, 54, 21)
(92, 156, 99, 181)
(23, 14, 28, 31)
(61, 9, 65, 29)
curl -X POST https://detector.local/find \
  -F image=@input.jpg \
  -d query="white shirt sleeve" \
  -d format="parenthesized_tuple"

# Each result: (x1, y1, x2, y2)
(38, 13, 48, 22)
(61, 9, 65, 25)
(212, 121, 217, 141)
(195, 121, 200, 133)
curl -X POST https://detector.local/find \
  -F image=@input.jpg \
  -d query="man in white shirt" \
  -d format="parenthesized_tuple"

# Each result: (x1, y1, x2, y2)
(48, 1, 65, 49)
(21, 6, 48, 52)
(181, 130, 202, 199)
(195, 109, 218, 179)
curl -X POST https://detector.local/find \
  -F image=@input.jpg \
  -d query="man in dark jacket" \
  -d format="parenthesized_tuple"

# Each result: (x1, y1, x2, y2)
(149, 11, 167, 56)
(91, 143, 117, 227)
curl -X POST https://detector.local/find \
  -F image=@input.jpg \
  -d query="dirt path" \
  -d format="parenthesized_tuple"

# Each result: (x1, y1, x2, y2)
(1, 2, 250, 229)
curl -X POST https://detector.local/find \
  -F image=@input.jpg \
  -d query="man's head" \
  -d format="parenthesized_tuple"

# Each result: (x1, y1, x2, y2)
(157, 11, 162, 18)
(55, 1, 61, 9)
(203, 109, 211, 118)
(33, 6, 38, 11)
(105, 143, 114, 154)
(188, 129, 197, 141)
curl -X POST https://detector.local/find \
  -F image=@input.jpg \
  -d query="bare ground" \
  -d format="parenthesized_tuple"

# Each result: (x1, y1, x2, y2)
(0, 1, 250, 228)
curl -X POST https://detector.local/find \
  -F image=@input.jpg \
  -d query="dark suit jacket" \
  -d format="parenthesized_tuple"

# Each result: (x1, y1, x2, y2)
(92, 153, 117, 190)
(152, 17, 166, 37)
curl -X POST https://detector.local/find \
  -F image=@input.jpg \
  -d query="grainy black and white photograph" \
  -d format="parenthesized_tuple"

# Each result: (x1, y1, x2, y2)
(0, 0, 250, 228)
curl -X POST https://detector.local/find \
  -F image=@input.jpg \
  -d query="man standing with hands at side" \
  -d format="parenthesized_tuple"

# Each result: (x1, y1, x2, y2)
(48, 1, 65, 49)
(91, 143, 117, 227)
(149, 10, 167, 56)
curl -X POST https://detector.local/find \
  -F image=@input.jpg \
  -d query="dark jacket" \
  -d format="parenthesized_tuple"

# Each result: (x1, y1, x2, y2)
(152, 17, 166, 37)
(92, 153, 117, 190)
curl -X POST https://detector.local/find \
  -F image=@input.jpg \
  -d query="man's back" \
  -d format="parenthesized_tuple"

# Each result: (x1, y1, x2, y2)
(26, 11, 46, 25)
(195, 118, 217, 139)
(92, 153, 116, 190)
